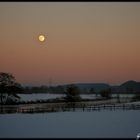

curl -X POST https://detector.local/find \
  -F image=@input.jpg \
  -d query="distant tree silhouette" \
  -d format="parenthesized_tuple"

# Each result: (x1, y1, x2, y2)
(126, 87, 134, 94)
(0, 72, 22, 104)
(65, 84, 81, 102)
(132, 92, 140, 101)
(90, 88, 94, 94)
(90, 87, 98, 96)
(99, 88, 112, 99)
(117, 94, 120, 103)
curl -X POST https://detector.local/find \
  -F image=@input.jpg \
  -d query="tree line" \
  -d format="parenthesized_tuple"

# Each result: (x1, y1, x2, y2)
(2, 72, 137, 105)
(0, 72, 22, 104)
(0, 72, 112, 104)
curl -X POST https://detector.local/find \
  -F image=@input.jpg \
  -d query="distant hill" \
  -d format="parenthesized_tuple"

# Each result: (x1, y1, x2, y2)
(22, 80, 140, 94)
(120, 80, 140, 88)
(63, 83, 111, 93)
(63, 81, 140, 94)
(110, 80, 140, 94)
(118, 80, 140, 93)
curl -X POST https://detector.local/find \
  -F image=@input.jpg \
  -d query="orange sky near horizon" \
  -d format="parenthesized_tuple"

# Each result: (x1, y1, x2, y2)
(0, 2, 140, 86)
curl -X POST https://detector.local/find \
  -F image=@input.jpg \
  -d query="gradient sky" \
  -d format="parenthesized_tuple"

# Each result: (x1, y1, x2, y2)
(0, 2, 140, 86)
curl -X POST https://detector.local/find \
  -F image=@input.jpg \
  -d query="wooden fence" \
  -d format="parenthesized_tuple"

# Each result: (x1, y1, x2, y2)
(1, 102, 140, 114)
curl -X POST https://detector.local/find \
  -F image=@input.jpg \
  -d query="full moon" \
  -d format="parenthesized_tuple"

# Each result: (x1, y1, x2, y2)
(39, 35, 45, 42)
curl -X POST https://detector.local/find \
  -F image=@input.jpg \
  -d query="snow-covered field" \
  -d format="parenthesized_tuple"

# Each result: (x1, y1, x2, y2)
(18, 93, 134, 102)
(18, 93, 66, 101)
(0, 110, 140, 138)
(18, 93, 98, 101)
(112, 94, 135, 98)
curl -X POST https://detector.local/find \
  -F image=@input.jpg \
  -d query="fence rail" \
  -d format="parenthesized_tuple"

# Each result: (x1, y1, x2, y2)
(1, 102, 140, 114)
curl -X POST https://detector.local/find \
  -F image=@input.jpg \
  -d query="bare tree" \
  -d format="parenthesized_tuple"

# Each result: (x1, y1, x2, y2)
(99, 88, 112, 99)
(0, 72, 22, 104)
(65, 84, 81, 102)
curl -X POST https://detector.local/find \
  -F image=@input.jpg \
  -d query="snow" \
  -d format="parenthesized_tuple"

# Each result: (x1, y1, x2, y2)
(0, 110, 140, 138)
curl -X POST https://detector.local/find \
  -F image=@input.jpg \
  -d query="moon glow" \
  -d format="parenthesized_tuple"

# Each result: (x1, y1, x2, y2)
(39, 35, 45, 42)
